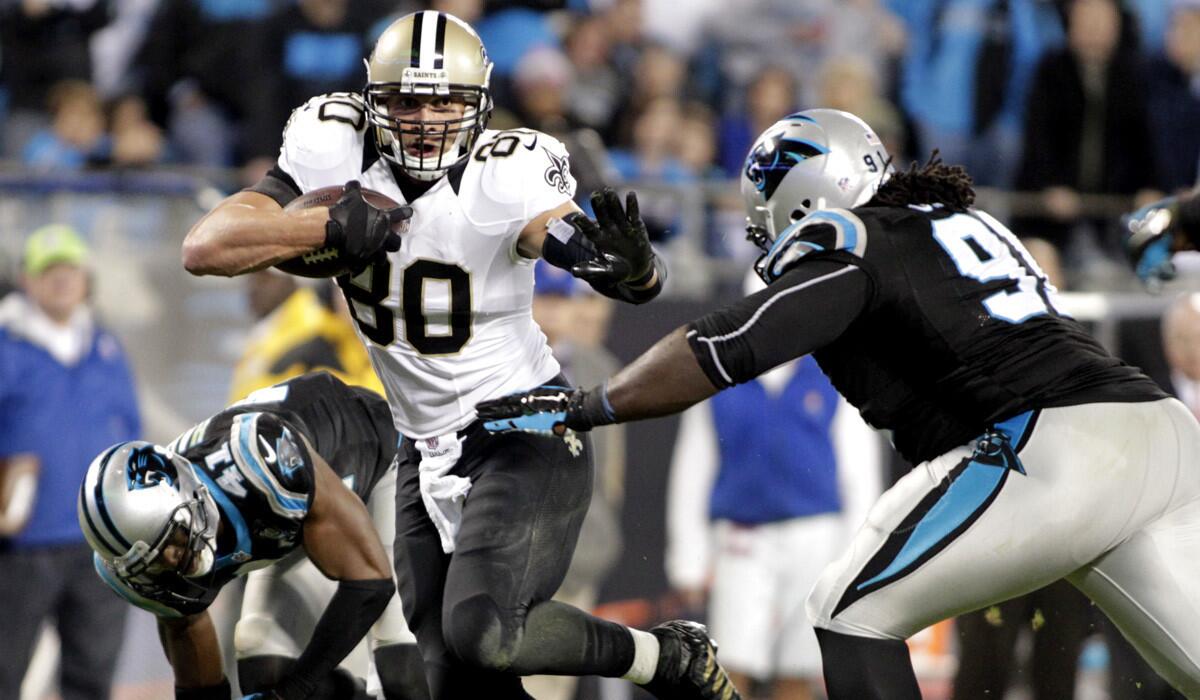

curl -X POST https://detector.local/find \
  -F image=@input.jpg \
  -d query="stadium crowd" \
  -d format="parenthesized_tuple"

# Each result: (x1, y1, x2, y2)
(3, 0, 1199, 280)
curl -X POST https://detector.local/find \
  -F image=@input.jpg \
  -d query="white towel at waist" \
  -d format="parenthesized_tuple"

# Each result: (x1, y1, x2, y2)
(416, 432, 471, 553)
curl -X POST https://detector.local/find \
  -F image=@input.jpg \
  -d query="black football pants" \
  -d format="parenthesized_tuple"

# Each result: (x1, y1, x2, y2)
(393, 414, 634, 699)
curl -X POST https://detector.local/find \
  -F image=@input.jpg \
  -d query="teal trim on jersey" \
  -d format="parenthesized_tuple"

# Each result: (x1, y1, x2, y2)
(189, 464, 252, 569)
(93, 553, 182, 618)
(855, 411, 1034, 590)
(234, 415, 307, 515)
(806, 210, 861, 253)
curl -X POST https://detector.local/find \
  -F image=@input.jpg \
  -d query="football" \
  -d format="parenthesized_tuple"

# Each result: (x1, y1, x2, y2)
(275, 185, 405, 278)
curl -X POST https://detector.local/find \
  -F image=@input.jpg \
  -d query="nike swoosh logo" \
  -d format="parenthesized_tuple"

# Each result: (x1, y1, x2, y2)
(258, 435, 277, 464)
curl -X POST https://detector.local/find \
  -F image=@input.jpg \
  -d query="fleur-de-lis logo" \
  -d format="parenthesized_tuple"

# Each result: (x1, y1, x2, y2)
(543, 147, 572, 194)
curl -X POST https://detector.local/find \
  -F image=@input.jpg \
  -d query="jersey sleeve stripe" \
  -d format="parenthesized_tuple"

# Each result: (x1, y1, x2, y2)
(688, 266, 862, 386)
(230, 414, 308, 519)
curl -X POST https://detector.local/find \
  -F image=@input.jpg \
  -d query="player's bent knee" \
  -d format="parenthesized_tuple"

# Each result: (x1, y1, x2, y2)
(443, 593, 524, 672)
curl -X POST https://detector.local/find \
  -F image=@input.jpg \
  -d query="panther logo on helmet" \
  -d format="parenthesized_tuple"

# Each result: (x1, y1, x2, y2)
(744, 131, 829, 201)
(125, 444, 178, 491)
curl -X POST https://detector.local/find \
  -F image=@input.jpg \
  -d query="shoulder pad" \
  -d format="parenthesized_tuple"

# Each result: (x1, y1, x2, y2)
(228, 412, 314, 521)
(760, 208, 869, 282)
(277, 93, 369, 192)
(459, 129, 575, 228)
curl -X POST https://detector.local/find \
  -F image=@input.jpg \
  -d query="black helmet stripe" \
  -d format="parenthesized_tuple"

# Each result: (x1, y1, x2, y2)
(433, 13, 446, 70)
(409, 11, 424, 68)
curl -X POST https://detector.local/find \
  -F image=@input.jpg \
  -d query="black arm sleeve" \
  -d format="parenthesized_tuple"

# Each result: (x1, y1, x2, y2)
(273, 578, 395, 700)
(245, 164, 302, 207)
(686, 259, 871, 389)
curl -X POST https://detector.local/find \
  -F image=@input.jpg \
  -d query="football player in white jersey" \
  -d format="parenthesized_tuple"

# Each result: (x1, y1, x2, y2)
(182, 10, 740, 700)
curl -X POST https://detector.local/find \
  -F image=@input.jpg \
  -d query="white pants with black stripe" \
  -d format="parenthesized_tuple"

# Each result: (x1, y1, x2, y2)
(234, 465, 415, 666)
(807, 398, 1200, 696)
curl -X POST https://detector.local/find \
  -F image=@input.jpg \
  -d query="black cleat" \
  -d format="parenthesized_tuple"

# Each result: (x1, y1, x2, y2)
(640, 620, 742, 700)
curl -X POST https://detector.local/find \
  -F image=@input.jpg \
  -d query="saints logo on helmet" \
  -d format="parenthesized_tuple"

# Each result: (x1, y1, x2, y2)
(78, 442, 219, 584)
(741, 109, 891, 252)
(364, 11, 494, 181)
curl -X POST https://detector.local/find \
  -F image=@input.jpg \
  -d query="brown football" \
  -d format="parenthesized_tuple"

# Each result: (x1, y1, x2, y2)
(276, 185, 404, 278)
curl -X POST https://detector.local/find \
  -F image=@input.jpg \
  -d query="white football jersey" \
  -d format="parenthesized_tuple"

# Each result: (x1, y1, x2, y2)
(275, 93, 572, 438)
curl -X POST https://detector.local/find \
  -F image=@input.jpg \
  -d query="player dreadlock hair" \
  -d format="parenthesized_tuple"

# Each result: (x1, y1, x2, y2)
(867, 151, 976, 211)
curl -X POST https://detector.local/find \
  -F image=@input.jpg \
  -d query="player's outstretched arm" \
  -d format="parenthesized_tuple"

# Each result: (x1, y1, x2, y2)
(478, 259, 869, 434)
(262, 446, 394, 700)
(157, 611, 231, 700)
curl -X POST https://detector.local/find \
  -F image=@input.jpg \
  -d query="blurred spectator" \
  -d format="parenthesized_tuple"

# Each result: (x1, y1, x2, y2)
(612, 42, 689, 147)
(1146, 0, 1200, 193)
(951, 581, 1096, 700)
(133, 0, 279, 167)
(524, 261, 624, 700)
(253, 0, 380, 159)
(0, 0, 111, 157)
(666, 273, 880, 700)
(22, 81, 112, 171)
(717, 66, 798, 177)
(675, 102, 720, 178)
(509, 46, 579, 134)
(696, 0, 904, 117)
(818, 55, 906, 161)
(563, 13, 623, 140)
(1015, 0, 1160, 256)
(0, 225, 141, 700)
(229, 271, 381, 402)
(889, 0, 1063, 185)
(109, 95, 168, 167)
(608, 98, 693, 241)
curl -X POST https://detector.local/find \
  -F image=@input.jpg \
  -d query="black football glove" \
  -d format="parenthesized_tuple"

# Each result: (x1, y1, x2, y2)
(565, 188, 655, 285)
(324, 180, 410, 264)
(1123, 196, 1180, 287)
(477, 385, 615, 435)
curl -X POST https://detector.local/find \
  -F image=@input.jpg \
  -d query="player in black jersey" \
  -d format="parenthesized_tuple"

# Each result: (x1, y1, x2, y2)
(78, 372, 428, 700)
(478, 110, 1200, 699)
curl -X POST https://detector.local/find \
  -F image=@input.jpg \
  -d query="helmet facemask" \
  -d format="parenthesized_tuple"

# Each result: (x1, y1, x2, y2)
(365, 82, 491, 182)
(114, 453, 219, 581)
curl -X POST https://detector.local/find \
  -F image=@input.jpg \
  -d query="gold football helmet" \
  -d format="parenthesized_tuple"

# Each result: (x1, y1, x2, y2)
(365, 11, 494, 181)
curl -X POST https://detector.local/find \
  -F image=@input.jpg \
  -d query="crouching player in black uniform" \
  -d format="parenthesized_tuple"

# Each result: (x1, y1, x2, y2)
(78, 372, 429, 699)
(479, 110, 1200, 699)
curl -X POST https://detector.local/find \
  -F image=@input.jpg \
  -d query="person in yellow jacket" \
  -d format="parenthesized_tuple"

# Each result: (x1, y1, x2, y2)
(229, 271, 383, 402)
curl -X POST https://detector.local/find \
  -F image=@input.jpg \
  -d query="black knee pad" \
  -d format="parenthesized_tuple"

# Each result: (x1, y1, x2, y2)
(374, 643, 432, 700)
(443, 593, 525, 672)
